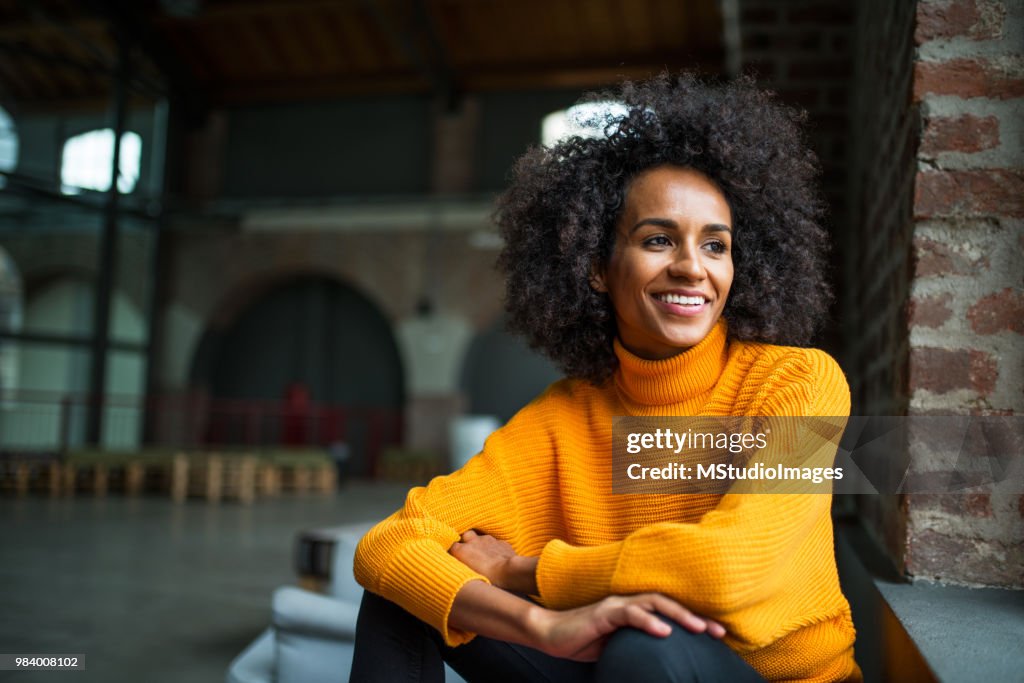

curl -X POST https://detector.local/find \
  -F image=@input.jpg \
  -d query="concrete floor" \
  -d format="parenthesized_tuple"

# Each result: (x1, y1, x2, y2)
(6, 485, 1020, 683)
(0, 481, 410, 683)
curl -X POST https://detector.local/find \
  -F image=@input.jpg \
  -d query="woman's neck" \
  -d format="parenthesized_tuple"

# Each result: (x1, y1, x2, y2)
(613, 320, 729, 407)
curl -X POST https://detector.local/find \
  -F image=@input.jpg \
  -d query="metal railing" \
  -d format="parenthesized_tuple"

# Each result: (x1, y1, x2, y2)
(0, 390, 401, 476)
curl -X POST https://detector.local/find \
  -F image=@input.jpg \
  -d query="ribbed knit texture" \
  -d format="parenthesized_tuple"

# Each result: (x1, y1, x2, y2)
(354, 320, 860, 681)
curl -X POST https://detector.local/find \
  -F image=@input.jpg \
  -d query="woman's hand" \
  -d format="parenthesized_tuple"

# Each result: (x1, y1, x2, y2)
(531, 593, 727, 662)
(449, 530, 539, 595)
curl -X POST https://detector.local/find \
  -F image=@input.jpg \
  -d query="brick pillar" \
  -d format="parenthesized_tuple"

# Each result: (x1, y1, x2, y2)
(846, 0, 1023, 587)
(431, 96, 480, 195)
(183, 109, 227, 202)
(905, 0, 1024, 587)
(844, 0, 920, 573)
(738, 0, 853, 217)
(737, 0, 854, 350)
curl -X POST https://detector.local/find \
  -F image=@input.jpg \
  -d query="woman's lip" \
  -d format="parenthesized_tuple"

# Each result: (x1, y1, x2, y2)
(652, 296, 709, 317)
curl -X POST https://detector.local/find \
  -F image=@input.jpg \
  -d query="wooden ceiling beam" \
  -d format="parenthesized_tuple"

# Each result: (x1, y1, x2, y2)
(211, 72, 432, 105)
(197, 55, 724, 106)
(458, 53, 725, 91)
(5, 1, 115, 68)
(0, 17, 107, 40)
(0, 40, 165, 97)
(359, 0, 437, 89)
(3, 91, 155, 115)
(83, 0, 208, 124)
(357, 0, 464, 108)
(2, 0, 728, 109)
(172, 0, 359, 22)
(411, 0, 458, 110)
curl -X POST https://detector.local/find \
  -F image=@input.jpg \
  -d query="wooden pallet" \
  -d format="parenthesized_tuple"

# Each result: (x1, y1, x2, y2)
(257, 463, 281, 497)
(174, 453, 260, 503)
(2, 448, 336, 501)
(0, 457, 62, 496)
(378, 448, 442, 483)
(61, 451, 179, 498)
(261, 449, 337, 495)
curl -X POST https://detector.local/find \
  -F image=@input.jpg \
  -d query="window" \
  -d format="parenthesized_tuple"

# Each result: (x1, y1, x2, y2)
(0, 106, 18, 189)
(61, 128, 142, 194)
(541, 101, 630, 147)
(0, 246, 22, 400)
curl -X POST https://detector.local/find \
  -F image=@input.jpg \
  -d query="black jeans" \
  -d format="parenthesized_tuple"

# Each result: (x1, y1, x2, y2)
(350, 591, 765, 683)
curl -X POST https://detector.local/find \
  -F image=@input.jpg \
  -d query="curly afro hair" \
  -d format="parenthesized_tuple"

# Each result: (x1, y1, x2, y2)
(495, 72, 831, 384)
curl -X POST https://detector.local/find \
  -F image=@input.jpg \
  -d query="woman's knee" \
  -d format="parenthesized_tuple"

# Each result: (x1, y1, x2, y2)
(356, 591, 441, 644)
(356, 590, 407, 631)
(594, 620, 763, 683)
(352, 592, 448, 682)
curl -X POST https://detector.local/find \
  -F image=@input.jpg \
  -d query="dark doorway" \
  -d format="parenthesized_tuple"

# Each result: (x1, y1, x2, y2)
(459, 316, 562, 423)
(193, 276, 403, 475)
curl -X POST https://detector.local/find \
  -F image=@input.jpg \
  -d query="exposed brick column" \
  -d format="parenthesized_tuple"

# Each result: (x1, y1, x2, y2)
(905, 0, 1024, 587)
(183, 110, 227, 203)
(737, 0, 854, 349)
(431, 96, 480, 195)
(844, 0, 920, 572)
(739, 0, 853, 217)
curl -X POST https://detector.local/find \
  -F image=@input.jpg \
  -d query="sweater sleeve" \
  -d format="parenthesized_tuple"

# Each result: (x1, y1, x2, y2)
(535, 350, 851, 650)
(353, 392, 558, 647)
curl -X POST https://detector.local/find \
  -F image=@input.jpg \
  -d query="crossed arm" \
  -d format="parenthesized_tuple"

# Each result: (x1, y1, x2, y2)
(355, 369, 845, 660)
(446, 529, 726, 662)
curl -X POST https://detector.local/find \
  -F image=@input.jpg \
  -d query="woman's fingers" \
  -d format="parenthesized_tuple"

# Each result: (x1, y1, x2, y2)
(705, 619, 727, 638)
(646, 594, 709, 634)
(653, 594, 727, 638)
(618, 603, 672, 637)
(609, 593, 728, 640)
(450, 529, 478, 552)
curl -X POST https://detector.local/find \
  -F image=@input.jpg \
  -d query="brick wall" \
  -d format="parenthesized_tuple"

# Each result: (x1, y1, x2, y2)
(845, 0, 1023, 587)
(738, 0, 854, 353)
(739, 0, 853, 225)
(161, 225, 506, 462)
(843, 0, 920, 572)
(904, 0, 1024, 587)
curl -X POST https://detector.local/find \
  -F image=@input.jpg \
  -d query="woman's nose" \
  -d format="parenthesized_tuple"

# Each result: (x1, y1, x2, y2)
(667, 245, 705, 280)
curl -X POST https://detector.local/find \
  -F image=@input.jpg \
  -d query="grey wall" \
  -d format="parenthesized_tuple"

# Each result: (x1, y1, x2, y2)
(475, 89, 583, 191)
(460, 317, 562, 423)
(10, 88, 589, 200)
(222, 96, 432, 197)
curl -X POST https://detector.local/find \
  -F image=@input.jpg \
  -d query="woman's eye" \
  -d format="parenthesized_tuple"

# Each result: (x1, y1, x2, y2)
(643, 235, 672, 247)
(704, 240, 728, 254)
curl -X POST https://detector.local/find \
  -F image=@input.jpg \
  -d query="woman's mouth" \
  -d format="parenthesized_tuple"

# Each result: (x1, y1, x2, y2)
(653, 292, 709, 316)
(655, 293, 706, 306)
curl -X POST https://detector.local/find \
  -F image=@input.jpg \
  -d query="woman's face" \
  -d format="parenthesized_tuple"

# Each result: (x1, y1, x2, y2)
(594, 165, 734, 360)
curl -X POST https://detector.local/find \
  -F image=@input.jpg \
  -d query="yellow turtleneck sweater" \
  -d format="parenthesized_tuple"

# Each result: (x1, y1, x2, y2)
(354, 321, 860, 682)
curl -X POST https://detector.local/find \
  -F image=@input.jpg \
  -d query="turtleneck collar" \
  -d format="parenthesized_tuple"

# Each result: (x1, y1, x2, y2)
(613, 319, 729, 407)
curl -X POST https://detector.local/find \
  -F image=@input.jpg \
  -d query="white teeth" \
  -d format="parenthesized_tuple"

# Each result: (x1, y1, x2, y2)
(657, 294, 706, 305)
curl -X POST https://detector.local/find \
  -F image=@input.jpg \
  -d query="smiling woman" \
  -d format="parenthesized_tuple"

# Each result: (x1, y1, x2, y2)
(351, 73, 859, 683)
(593, 166, 734, 358)
(497, 73, 831, 385)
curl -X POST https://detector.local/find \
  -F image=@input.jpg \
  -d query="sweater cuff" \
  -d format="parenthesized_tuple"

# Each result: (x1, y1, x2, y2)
(536, 539, 623, 610)
(378, 538, 490, 647)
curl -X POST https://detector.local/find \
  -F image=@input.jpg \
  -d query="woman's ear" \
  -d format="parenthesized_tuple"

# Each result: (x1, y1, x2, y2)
(590, 268, 608, 293)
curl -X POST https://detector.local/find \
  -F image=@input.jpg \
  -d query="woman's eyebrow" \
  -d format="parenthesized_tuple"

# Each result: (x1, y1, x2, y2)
(630, 219, 733, 234)
(704, 223, 732, 234)
(630, 217, 677, 233)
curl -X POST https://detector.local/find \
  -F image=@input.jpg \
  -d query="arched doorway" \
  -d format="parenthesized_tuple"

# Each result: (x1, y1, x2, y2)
(9, 274, 145, 451)
(191, 275, 403, 475)
(459, 316, 562, 423)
